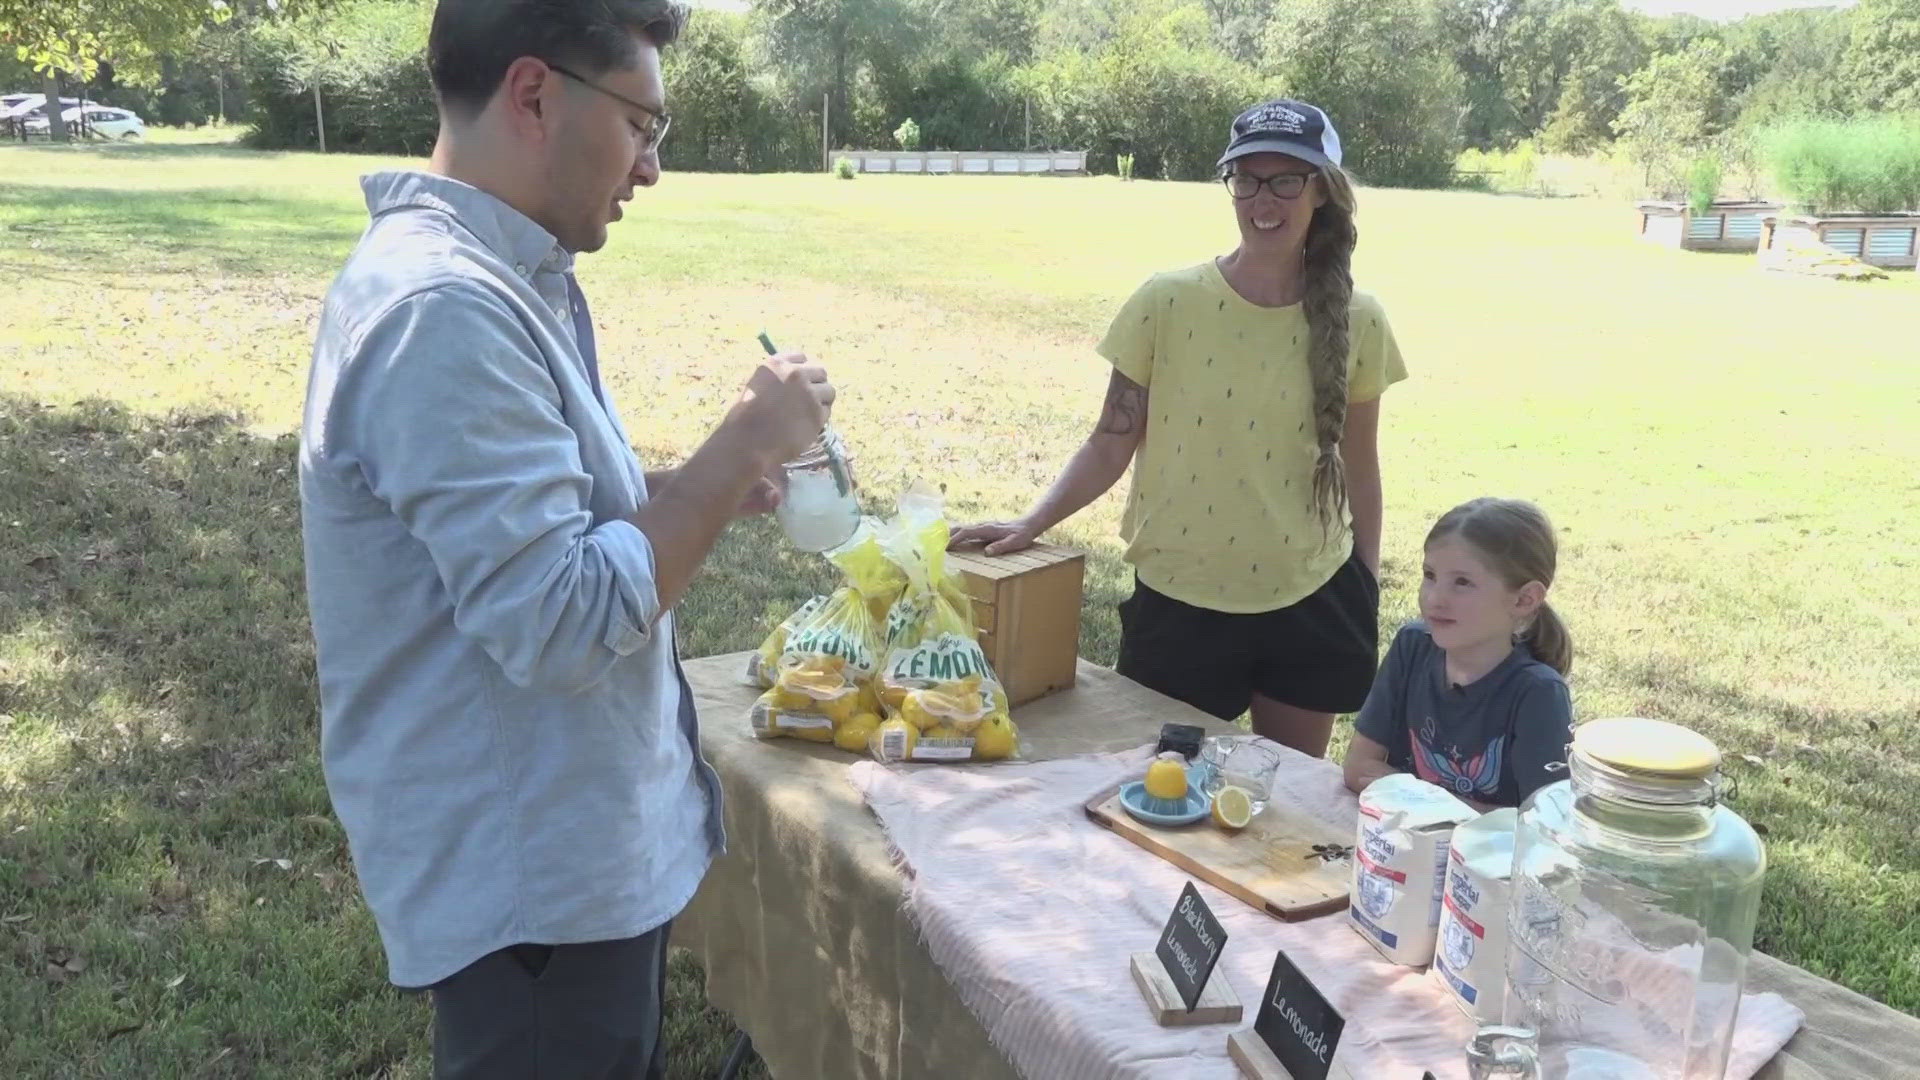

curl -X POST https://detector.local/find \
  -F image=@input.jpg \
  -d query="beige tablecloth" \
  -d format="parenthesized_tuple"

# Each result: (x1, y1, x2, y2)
(673, 653, 1920, 1080)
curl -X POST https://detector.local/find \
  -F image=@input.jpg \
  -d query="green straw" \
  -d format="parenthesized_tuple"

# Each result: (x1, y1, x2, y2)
(756, 330, 850, 495)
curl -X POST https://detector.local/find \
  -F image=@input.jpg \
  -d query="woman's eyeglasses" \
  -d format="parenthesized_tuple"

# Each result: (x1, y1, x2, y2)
(1223, 171, 1314, 200)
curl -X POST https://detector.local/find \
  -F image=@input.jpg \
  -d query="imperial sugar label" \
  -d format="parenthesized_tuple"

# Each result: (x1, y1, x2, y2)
(1429, 807, 1517, 1021)
(1349, 775, 1477, 967)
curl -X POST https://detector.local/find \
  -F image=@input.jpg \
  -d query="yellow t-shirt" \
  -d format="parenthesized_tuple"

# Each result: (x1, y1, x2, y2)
(1096, 259, 1408, 614)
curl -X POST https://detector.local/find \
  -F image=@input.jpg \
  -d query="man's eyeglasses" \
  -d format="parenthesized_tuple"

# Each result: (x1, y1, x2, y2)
(1224, 171, 1314, 200)
(548, 62, 671, 150)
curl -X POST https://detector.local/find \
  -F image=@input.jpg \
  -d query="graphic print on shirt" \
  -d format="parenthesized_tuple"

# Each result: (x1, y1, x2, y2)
(1409, 721, 1504, 798)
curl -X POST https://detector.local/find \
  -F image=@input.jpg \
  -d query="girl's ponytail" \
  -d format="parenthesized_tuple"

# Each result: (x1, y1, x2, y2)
(1523, 600, 1573, 676)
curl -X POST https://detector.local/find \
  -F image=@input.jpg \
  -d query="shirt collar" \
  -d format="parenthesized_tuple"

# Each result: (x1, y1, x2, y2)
(1430, 636, 1530, 698)
(360, 170, 574, 281)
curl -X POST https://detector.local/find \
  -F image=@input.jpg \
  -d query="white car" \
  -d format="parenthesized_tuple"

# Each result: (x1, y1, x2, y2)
(23, 104, 144, 139)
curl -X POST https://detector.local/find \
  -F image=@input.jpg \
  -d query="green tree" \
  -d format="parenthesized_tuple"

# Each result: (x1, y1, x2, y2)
(1613, 38, 1730, 198)
(2, 0, 225, 139)
(661, 9, 759, 170)
(1029, 0, 1256, 178)
(245, 0, 435, 154)
(1434, 0, 1524, 149)
(1537, 1, 1645, 153)
(1843, 0, 1920, 113)
(1195, 0, 1269, 64)
(1722, 7, 1854, 127)
(750, 0, 923, 150)
(1263, 0, 1465, 186)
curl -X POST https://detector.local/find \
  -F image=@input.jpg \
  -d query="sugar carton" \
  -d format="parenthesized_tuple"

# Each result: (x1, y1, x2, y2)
(1350, 773, 1478, 966)
(1430, 807, 1518, 1020)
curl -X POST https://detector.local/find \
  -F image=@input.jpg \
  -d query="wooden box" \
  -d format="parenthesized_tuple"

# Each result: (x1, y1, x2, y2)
(946, 543, 1085, 708)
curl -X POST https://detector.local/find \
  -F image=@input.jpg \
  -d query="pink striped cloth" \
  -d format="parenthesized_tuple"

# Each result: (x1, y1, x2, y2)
(848, 743, 1803, 1080)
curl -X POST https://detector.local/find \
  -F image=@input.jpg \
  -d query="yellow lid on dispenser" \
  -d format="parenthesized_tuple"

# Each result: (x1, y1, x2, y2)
(1573, 717, 1722, 779)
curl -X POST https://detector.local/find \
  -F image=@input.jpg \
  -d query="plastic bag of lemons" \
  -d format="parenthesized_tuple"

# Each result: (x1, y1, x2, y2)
(744, 594, 825, 688)
(868, 485, 1020, 764)
(748, 526, 899, 748)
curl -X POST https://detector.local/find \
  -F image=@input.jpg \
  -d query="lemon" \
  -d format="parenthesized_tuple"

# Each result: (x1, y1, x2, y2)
(880, 684, 910, 713)
(900, 695, 941, 732)
(1144, 751, 1189, 801)
(872, 718, 918, 762)
(925, 723, 961, 740)
(768, 687, 815, 712)
(833, 712, 882, 753)
(819, 692, 861, 725)
(1211, 785, 1254, 831)
(970, 715, 1017, 760)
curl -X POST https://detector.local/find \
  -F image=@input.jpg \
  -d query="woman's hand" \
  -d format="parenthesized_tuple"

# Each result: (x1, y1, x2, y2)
(949, 519, 1039, 556)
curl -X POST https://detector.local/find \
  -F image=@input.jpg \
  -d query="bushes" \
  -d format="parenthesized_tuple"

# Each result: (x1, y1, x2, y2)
(659, 10, 817, 173)
(244, 0, 437, 155)
(1762, 114, 1920, 214)
(1458, 142, 1542, 195)
(223, 0, 1479, 187)
(1686, 154, 1723, 213)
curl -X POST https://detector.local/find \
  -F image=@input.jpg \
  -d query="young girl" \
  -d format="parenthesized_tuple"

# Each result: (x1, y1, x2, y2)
(1343, 498, 1574, 809)
(952, 99, 1407, 758)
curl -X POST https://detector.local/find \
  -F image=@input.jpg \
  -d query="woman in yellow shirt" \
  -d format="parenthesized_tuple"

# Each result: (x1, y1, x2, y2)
(953, 99, 1407, 757)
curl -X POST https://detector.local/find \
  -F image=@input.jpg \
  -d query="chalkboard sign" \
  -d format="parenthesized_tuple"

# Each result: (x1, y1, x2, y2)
(1253, 947, 1345, 1080)
(1155, 882, 1227, 1012)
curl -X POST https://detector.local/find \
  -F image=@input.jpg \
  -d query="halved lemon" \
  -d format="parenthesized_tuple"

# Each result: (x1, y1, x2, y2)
(1211, 785, 1254, 831)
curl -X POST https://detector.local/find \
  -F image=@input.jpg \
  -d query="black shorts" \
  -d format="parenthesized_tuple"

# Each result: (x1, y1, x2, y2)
(1116, 550, 1381, 719)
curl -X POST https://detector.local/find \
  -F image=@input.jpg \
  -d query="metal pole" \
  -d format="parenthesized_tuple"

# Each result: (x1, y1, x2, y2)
(313, 82, 327, 154)
(1025, 97, 1031, 151)
(821, 92, 830, 172)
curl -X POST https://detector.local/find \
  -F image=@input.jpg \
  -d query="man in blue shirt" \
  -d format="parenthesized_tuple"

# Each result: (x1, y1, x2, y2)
(297, 1, 832, 1075)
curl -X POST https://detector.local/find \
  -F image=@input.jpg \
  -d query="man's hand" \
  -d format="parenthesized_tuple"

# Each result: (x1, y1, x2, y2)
(626, 352, 833, 619)
(736, 474, 783, 518)
(731, 353, 834, 468)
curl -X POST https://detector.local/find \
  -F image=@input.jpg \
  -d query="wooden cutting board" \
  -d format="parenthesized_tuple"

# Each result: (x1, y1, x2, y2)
(1084, 785, 1353, 921)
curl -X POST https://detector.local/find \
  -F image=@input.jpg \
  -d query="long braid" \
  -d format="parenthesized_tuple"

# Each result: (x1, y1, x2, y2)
(1301, 166, 1359, 542)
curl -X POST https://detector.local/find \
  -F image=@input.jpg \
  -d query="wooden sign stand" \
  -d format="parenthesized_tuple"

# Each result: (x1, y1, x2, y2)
(1228, 1030, 1289, 1078)
(1227, 1032, 1358, 1079)
(1130, 952, 1243, 1026)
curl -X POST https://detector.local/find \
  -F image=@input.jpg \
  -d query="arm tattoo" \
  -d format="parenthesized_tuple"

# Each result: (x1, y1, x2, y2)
(1096, 371, 1147, 436)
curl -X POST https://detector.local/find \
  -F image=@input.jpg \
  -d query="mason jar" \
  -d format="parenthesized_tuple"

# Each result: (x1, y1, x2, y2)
(775, 426, 860, 553)
(1473, 717, 1766, 1080)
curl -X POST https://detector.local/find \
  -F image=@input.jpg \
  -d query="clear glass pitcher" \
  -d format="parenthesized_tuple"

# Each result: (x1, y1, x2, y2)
(1475, 717, 1766, 1080)
(774, 426, 860, 553)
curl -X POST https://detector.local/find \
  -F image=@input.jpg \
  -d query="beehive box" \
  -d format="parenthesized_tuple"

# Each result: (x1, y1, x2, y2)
(946, 543, 1086, 708)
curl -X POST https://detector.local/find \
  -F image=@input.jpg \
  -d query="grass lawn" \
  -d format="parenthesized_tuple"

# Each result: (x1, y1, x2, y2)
(2, 137, 1917, 1077)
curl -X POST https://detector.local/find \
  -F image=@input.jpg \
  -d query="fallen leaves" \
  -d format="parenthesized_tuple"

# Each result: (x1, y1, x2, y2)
(43, 945, 87, 981)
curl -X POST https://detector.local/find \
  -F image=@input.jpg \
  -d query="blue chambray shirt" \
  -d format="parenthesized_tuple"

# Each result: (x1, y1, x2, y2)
(299, 170, 724, 988)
